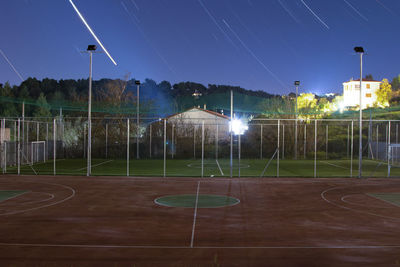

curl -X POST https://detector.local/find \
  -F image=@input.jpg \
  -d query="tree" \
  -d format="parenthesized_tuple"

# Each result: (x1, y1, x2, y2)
(374, 79, 392, 108)
(0, 82, 18, 117)
(33, 93, 52, 119)
(365, 74, 374, 80)
(391, 74, 400, 91)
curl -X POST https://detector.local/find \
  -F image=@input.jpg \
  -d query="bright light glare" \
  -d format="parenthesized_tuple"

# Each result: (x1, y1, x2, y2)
(230, 119, 248, 135)
(69, 0, 117, 65)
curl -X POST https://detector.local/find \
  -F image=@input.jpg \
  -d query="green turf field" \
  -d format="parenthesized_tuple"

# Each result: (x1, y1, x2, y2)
(2, 157, 398, 177)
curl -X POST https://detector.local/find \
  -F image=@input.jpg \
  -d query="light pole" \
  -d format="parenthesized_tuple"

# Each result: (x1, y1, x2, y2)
(294, 81, 300, 160)
(354, 46, 364, 178)
(135, 80, 140, 159)
(86, 44, 96, 176)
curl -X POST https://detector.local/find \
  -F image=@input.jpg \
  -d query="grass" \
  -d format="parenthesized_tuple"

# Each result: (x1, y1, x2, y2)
(2, 157, 399, 178)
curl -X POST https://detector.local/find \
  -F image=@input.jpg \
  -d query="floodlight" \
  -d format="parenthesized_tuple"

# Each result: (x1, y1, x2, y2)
(294, 81, 300, 86)
(87, 45, 97, 51)
(135, 80, 140, 85)
(354, 47, 364, 53)
(230, 118, 248, 135)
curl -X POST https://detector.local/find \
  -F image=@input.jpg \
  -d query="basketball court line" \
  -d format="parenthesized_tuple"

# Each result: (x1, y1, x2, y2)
(321, 185, 400, 220)
(367, 193, 400, 208)
(190, 181, 200, 248)
(0, 191, 30, 203)
(0, 182, 75, 216)
(0, 242, 400, 249)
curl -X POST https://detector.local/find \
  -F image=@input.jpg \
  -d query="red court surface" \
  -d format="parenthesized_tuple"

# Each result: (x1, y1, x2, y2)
(0, 175, 400, 266)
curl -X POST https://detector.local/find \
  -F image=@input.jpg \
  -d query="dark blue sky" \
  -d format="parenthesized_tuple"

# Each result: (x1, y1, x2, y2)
(1, 0, 400, 95)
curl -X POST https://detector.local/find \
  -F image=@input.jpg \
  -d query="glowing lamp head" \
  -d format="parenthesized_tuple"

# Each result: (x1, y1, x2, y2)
(230, 118, 248, 135)
(87, 45, 97, 51)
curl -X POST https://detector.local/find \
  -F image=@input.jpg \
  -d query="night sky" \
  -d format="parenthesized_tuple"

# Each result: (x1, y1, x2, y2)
(1, 0, 400, 95)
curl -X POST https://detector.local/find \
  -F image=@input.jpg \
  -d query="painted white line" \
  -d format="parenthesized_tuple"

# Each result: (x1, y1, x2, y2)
(341, 195, 389, 209)
(367, 193, 400, 208)
(76, 160, 113, 171)
(320, 161, 348, 170)
(0, 182, 75, 216)
(0, 242, 400, 249)
(216, 159, 224, 176)
(20, 192, 55, 205)
(321, 185, 400, 221)
(190, 181, 200, 248)
(0, 191, 30, 203)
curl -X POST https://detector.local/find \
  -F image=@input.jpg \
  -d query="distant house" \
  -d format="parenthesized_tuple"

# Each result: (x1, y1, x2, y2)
(166, 107, 230, 140)
(343, 78, 381, 109)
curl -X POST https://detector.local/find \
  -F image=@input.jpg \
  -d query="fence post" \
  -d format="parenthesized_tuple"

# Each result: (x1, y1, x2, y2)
(105, 123, 108, 159)
(376, 125, 379, 159)
(193, 127, 196, 159)
(388, 121, 391, 177)
(172, 124, 174, 159)
(201, 121, 204, 178)
(314, 119, 317, 178)
(351, 120, 354, 177)
(53, 118, 56, 176)
(17, 119, 20, 175)
(215, 123, 219, 159)
(282, 124, 285, 159)
(127, 118, 130, 177)
(347, 124, 350, 158)
(238, 131, 241, 178)
(149, 124, 152, 158)
(46, 123, 48, 162)
(304, 124, 307, 159)
(326, 124, 328, 160)
(260, 124, 263, 159)
(277, 120, 280, 178)
(163, 119, 167, 177)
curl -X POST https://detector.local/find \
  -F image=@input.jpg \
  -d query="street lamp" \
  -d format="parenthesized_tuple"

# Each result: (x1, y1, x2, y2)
(86, 44, 96, 176)
(294, 81, 300, 160)
(354, 46, 364, 178)
(135, 80, 140, 159)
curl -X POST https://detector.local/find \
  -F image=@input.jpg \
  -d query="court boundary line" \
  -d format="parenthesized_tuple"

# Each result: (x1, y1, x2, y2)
(367, 193, 400, 208)
(76, 160, 114, 171)
(320, 161, 349, 170)
(0, 190, 30, 203)
(216, 159, 224, 176)
(1, 242, 400, 249)
(190, 181, 200, 248)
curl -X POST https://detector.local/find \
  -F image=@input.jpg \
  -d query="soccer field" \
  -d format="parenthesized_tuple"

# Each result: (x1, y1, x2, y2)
(3, 158, 398, 178)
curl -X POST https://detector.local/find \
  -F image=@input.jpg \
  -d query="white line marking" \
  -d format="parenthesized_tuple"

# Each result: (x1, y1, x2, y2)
(321, 185, 400, 220)
(0, 191, 30, 203)
(190, 181, 200, 248)
(320, 161, 348, 170)
(76, 160, 113, 171)
(367, 193, 400, 208)
(0, 243, 400, 249)
(216, 159, 224, 176)
(0, 182, 75, 216)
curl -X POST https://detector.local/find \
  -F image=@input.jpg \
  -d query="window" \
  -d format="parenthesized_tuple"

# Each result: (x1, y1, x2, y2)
(366, 84, 370, 89)
(366, 93, 372, 98)
(355, 84, 360, 89)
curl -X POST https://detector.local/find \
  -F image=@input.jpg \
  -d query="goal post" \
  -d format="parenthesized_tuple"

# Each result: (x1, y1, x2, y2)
(30, 141, 46, 165)
(387, 144, 400, 177)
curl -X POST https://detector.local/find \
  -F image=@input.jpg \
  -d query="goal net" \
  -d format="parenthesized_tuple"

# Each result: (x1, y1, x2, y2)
(29, 141, 46, 164)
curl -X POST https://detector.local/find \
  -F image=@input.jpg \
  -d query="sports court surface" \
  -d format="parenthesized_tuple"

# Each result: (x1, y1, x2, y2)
(1, 175, 400, 266)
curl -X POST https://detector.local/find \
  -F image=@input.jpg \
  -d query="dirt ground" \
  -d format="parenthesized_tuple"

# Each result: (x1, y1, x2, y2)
(0, 175, 400, 266)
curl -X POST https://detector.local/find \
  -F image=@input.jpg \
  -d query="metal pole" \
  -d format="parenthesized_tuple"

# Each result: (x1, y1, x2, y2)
(358, 52, 363, 178)
(22, 102, 24, 162)
(376, 125, 379, 159)
(163, 119, 167, 177)
(351, 120, 354, 177)
(105, 123, 108, 158)
(137, 83, 140, 159)
(388, 121, 391, 176)
(17, 119, 20, 175)
(282, 124, 285, 159)
(326, 124, 328, 160)
(347, 124, 350, 158)
(127, 118, 130, 176)
(230, 90, 233, 178)
(201, 120, 204, 178)
(172, 124, 174, 159)
(386, 125, 388, 160)
(238, 133, 241, 177)
(1, 119, 4, 173)
(314, 120, 317, 178)
(87, 51, 93, 177)
(53, 118, 56, 176)
(83, 124, 86, 158)
(295, 84, 298, 160)
(260, 124, 263, 159)
(36, 122, 39, 162)
(149, 124, 152, 158)
(304, 124, 307, 159)
(14, 121, 16, 164)
(277, 120, 280, 177)
(215, 123, 219, 159)
(193, 127, 196, 159)
(46, 123, 48, 162)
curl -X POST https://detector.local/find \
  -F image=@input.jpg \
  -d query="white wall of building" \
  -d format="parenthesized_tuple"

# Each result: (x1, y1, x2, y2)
(343, 80, 381, 109)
